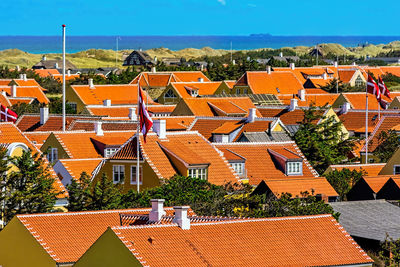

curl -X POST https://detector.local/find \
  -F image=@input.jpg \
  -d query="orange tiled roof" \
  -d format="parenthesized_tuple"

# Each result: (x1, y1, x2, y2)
(109, 214, 372, 266)
(338, 69, 357, 83)
(342, 93, 391, 110)
(362, 176, 394, 193)
(34, 69, 60, 78)
(336, 110, 399, 133)
(24, 132, 52, 146)
(380, 66, 400, 77)
(235, 71, 304, 94)
(152, 116, 195, 131)
(215, 142, 319, 185)
(0, 93, 11, 107)
(257, 107, 306, 125)
(224, 80, 236, 89)
(68, 120, 137, 131)
(362, 115, 400, 152)
(13, 78, 41, 87)
(276, 93, 339, 107)
(264, 177, 338, 198)
(131, 71, 210, 87)
(170, 81, 221, 97)
(305, 78, 333, 88)
(58, 158, 104, 181)
(71, 84, 154, 105)
(274, 67, 337, 84)
(52, 73, 80, 82)
(84, 104, 174, 118)
(329, 163, 386, 176)
(0, 86, 49, 104)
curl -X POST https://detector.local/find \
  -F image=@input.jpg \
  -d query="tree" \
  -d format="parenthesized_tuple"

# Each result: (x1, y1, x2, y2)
(2, 150, 58, 224)
(320, 78, 350, 93)
(325, 169, 364, 200)
(294, 105, 356, 174)
(373, 130, 400, 163)
(66, 172, 92, 211)
(380, 234, 400, 266)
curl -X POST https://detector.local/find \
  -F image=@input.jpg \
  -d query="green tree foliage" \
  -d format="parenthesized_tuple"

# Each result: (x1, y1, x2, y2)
(294, 105, 356, 174)
(380, 234, 400, 266)
(382, 73, 400, 88)
(1, 150, 58, 224)
(66, 172, 92, 211)
(319, 78, 365, 93)
(373, 130, 400, 163)
(325, 169, 364, 200)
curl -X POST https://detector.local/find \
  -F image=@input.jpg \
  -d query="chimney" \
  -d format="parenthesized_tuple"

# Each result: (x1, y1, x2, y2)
(298, 89, 306, 101)
(23, 74, 27, 81)
(279, 52, 283, 57)
(334, 61, 338, 68)
(88, 78, 95, 88)
(11, 84, 17, 97)
(290, 63, 295, 70)
(67, 69, 71, 76)
(247, 108, 257, 123)
(232, 59, 236, 65)
(1, 91, 6, 96)
(42, 55, 47, 61)
(341, 102, 351, 114)
(19, 74, 24, 80)
(153, 119, 166, 139)
(40, 107, 49, 125)
(148, 199, 166, 222)
(173, 206, 190, 230)
(54, 62, 59, 69)
(151, 67, 156, 73)
(103, 99, 111, 107)
(198, 77, 204, 83)
(266, 65, 271, 74)
(322, 72, 328, 80)
(352, 62, 357, 66)
(289, 98, 298, 111)
(200, 64, 204, 71)
(129, 107, 137, 120)
(16, 65, 20, 71)
(94, 121, 104, 136)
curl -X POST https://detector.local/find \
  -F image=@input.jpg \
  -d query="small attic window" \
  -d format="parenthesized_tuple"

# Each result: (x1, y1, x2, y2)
(286, 161, 302, 175)
(372, 115, 378, 121)
(276, 87, 280, 93)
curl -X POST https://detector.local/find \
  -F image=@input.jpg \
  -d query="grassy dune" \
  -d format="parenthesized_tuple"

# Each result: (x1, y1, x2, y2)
(1, 42, 400, 69)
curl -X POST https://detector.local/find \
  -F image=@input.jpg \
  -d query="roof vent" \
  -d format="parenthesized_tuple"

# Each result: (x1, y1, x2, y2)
(173, 206, 190, 230)
(334, 61, 338, 68)
(149, 199, 166, 222)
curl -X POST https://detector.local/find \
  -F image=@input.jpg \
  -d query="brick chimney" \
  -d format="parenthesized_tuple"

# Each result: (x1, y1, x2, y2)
(148, 199, 166, 222)
(173, 206, 190, 230)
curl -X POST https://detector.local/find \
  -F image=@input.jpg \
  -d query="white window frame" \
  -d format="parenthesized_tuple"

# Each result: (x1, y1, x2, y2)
(67, 102, 77, 113)
(113, 165, 125, 184)
(164, 89, 177, 102)
(104, 148, 118, 157)
(394, 165, 400, 175)
(230, 162, 245, 175)
(188, 168, 208, 180)
(47, 147, 58, 163)
(130, 165, 143, 185)
(236, 88, 240, 94)
(286, 162, 302, 175)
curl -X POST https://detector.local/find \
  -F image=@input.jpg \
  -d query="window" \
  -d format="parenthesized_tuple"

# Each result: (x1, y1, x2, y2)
(394, 166, 400, 175)
(230, 163, 245, 175)
(104, 148, 118, 157)
(286, 162, 302, 175)
(188, 168, 207, 180)
(355, 76, 364, 87)
(131, 165, 143, 184)
(67, 103, 77, 113)
(113, 165, 125, 184)
(243, 88, 248, 94)
(236, 88, 240, 94)
(164, 89, 177, 101)
(47, 147, 58, 163)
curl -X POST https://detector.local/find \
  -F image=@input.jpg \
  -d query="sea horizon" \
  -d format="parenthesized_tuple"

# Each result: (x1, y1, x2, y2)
(0, 35, 399, 54)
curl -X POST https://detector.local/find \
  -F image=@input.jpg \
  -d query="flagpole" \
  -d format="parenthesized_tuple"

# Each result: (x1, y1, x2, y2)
(365, 78, 369, 164)
(136, 83, 140, 193)
(62, 25, 66, 132)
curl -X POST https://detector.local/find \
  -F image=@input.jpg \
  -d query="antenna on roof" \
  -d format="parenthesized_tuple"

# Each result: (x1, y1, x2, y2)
(230, 41, 233, 63)
(115, 36, 121, 68)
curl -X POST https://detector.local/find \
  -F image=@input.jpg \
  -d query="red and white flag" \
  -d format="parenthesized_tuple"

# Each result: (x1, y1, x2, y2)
(378, 76, 391, 99)
(138, 86, 153, 142)
(367, 75, 381, 101)
(0, 104, 18, 123)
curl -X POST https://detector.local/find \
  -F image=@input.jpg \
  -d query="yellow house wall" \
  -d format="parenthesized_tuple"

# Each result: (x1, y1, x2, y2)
(331, 94, 348, 109)
(214, 82, 231, 95)
(41, 133, 70, 160)
(94, 160, 160, 193)
(74, 228, 142, 267)
(272, 123, 283, 132)
(232, 85, 251, 94)
(66, 86, 86, 114)
(388, 97, 400, 109)
(0, 217, 56, 267)
(7, 146, 27, 174)
(170, 100, 194, 116)
(378, 148, 400, 175)
(323, 108, 349, 139)
(157, 84, 181, 105)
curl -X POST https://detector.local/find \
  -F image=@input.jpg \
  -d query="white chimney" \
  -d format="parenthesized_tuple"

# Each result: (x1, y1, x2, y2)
(67, 70, 71, 76)
(23, 74, 27, 81)
(88, 78, 95, 89)
(232, 59, 236, 65)
(1, 91, 6, 96)
(54, 62, 59, 69)
(149, 199, 166, 222)
(154, 56, 157, 63)
(279, 52, 283, 57)
(334, 61, 338, 68)
(42, 55, 47, 61)
(19, 74, 24, 80)
(289, 98, 298, 111)
(247, 108, 257, 123)
(11, 84, 17, 97)
(153, 119, 166, 139)
(129, 107, 137, 120)
(341, 102, 351, 114)
(198, 77, 204, 83)
(173, 206, 190, 230)
(322, 72, 328, 80)
(40, 107, 49, 125)
(16, 65, 20, 71)
(151, 67, 156, 73)
(103, 99, 111, 106)
(290, 63, 295, 70)
(352, 62, 357, 66)
(94, 121, 104, 136)
(200, 64, 204, 71)
(298, 89, 306, 101)
(266, 65, 271, 74)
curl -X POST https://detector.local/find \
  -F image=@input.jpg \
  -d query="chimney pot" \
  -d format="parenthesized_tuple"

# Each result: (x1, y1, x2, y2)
(173, 206, 190, 230)
(67, 70, 71, 76)
(289, 98, 298, 111)
(290, 63, 295, 70)
(266, 65, 271, 74)
(153, 119, 166, 139)
(40, 107, 49, 125)
(11, 84, 17, 97)
(151, 67, 156, 73)
(88, 78, 95, 88)
(103, 99, 111, 107)
(149, 199, 166, 222)
(94, 121, 104, 136)
(334, 61, 338, 68)
(19, 74, 24, 80)
(129, 107, 137, 120)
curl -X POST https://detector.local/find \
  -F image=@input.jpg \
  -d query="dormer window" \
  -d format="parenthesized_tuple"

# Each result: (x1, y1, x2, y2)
(184, 86, 199, 97)
(286, 161, 302, 175)
(164, 89, 177, 101)
(104, 147, 118, 157)
(188, 167, 208, 180)
(230, 162, 245, 175)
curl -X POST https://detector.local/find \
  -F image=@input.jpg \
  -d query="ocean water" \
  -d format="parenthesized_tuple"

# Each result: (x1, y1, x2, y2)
(0, 35, 400, 54)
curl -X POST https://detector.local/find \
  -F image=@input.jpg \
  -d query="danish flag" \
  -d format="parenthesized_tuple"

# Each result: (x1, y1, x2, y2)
(0, 104, 18, 123)
(378, 76, 391, 99)
(367, 75, 381, 101)
(138, 85, 153, 142)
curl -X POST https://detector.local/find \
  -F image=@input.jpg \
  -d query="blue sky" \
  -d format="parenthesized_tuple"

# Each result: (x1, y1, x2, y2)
(1, 0, 399, 36)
